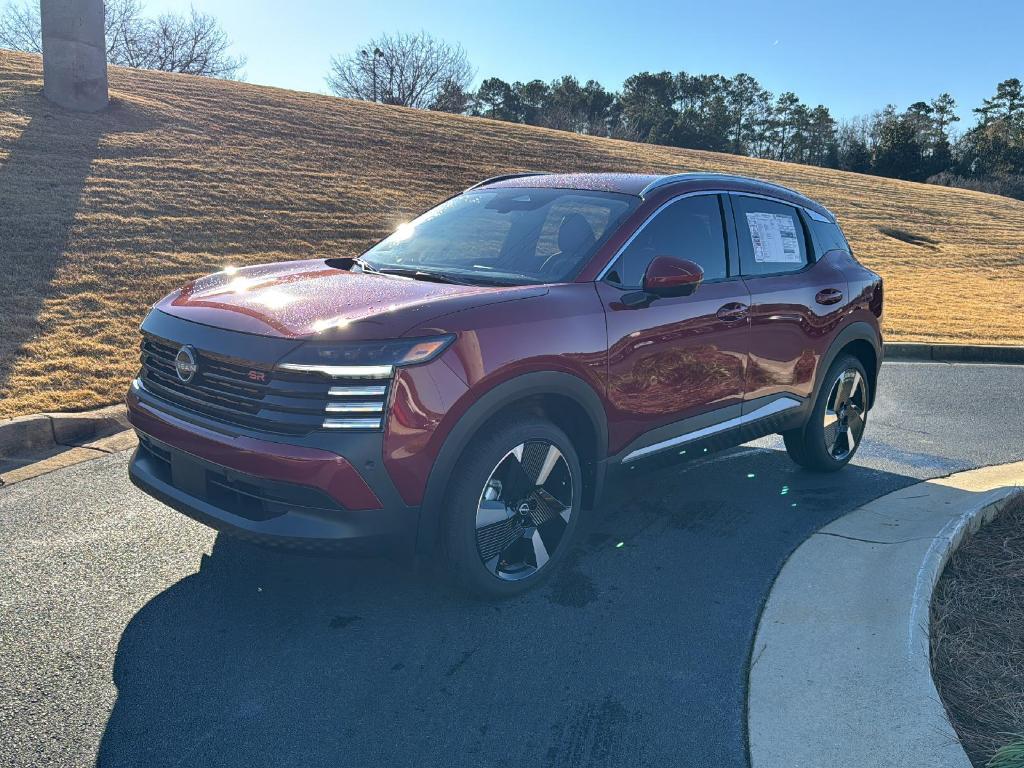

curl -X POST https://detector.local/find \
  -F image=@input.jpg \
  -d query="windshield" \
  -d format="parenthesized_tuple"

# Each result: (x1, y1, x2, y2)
(360, 188, 638, 285)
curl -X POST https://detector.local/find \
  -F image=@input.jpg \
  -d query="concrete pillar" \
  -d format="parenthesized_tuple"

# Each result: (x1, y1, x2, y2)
(41, 0, 108, 112)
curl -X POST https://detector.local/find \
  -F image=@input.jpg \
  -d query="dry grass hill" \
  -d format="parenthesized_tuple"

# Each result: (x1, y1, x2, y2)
(1, 49, 1022, 418)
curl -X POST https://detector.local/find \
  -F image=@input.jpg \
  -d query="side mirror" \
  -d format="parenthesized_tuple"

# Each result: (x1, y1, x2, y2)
(642, 256, 704, 297)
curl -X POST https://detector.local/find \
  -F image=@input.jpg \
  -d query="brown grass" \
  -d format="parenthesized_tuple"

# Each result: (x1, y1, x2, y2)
(932, 493, 1024, 767)
(1, 49, 1023, 418)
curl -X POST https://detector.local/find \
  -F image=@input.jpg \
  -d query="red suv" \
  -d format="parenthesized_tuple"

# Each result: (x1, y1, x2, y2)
(127, 172, 883, 595)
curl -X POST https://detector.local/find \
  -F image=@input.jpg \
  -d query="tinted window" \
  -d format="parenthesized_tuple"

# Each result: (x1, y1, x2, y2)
(362, 189, 637, 285)
(810, 219, 851, 255)
(732, 195, 809, 276)
(605, 195, 728, 288)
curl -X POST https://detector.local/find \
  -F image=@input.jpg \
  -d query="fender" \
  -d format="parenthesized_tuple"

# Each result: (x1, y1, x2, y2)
(812, 320, 883, 409)
(415, 370, 609, 554)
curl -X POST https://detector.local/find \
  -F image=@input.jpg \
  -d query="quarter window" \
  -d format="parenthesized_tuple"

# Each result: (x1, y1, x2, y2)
(810, 219, 851, 256)
(605, 195, 728, 288)
(732, 196, 809, 276)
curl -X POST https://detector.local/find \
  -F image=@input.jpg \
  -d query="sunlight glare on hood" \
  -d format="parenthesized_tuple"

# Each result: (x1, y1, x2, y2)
(252, 288, 297, 310)
(312, 316, 352, 333)
(226, 276, 267, 294)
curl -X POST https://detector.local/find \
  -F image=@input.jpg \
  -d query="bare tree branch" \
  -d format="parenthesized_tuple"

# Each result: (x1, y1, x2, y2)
(0, 0, 244, 79)
(327, 31, 473, 109)
(0, 1, 40, 53)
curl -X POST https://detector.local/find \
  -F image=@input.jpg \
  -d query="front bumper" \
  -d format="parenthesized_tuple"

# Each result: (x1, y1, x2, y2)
(127, 390, 419, 553)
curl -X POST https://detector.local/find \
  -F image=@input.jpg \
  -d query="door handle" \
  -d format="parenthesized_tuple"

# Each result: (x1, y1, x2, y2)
(716, 302, 749, 322)
(815, 288, 844, 306)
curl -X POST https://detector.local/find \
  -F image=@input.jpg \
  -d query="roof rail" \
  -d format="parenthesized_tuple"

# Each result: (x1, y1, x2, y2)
(465, 172, 547, 192)
(639, 172, 804, 200)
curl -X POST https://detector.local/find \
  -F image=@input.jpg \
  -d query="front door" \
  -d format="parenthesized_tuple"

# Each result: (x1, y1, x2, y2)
(597, 193, 751, 455)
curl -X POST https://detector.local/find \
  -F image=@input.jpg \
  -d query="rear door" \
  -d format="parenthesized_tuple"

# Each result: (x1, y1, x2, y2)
(596, 193, 752, 453)
(729, 193, 850, 408)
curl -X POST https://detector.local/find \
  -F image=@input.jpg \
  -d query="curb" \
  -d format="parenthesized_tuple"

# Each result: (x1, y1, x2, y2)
(884, 342, 1024, 364)
(0, 404, 129, 461)
(748, 461, 1024, 768)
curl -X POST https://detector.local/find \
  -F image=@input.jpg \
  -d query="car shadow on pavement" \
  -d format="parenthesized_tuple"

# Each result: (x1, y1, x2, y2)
(96, 447, 918, 768)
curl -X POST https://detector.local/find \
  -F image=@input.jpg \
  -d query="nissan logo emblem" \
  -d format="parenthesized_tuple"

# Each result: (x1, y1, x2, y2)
(175, 345, 198, 383)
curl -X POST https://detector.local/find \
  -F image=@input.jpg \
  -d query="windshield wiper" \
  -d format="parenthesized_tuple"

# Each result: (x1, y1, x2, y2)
(325, 255, 383, 275)
(351, 255, 382, 274)
(375, 267, 468, 285)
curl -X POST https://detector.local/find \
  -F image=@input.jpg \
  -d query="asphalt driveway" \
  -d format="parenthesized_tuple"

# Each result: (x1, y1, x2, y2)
(1, 361, 1022, 768)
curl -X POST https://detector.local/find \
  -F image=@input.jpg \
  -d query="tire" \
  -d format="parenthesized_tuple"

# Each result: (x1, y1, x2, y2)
(783, 353, 869, 472)
(441, 416, 583, 598)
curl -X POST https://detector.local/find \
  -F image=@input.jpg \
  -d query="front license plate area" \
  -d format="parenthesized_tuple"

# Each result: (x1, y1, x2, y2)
(170, 451, 207, 499)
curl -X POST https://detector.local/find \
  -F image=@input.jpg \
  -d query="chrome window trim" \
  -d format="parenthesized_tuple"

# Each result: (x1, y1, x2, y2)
(639, 175, 834, 221)
(594, 190, 721, 282)
(594, 189, 830, 283)
(621, 396, 802, 463)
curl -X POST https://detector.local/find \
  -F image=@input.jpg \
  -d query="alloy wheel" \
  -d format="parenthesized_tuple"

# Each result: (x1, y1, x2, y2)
(474, 441, 574, 581)
(823, 368, 868, 460)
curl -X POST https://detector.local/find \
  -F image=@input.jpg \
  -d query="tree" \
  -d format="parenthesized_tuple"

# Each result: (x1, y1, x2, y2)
(773, 91, 801, 161)
(0, 0, 244, 78)
(327, 31, 473, 109)
(873, 111, 928, 180)
(512, 79, 550, 125)
(930, 92, 960, 141)
(726, 73, 765, 155)
(806, 105, 838, 167)
(618, 71, 676, 143)
(974, 78, 1023, 123)
(545, 75, 611, 133)
(0, 0, 39, 52)
(133, 8, 244, 77)
(429, 78, 471, 114)
(474, 77, 518, 120)
(580, 79, 615, 135)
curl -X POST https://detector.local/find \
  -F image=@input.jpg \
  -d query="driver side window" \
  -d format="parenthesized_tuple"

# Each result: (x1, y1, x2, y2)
(605, 194, 728, 288)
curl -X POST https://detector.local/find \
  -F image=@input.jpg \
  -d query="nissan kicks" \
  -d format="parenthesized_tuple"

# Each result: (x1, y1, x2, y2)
(127, 172, 883, 596)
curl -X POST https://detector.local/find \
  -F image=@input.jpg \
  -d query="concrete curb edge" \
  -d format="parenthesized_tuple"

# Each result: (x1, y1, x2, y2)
(747, 461, 1024, 767)
(884, 342, 1024, 364)
(0, 404, 130, 462)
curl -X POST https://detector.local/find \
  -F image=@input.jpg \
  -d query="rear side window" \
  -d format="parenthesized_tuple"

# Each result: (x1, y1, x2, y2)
(732, 195, 809, 277)
(606, 194, 728, 288)
(810, 219, 851, 255)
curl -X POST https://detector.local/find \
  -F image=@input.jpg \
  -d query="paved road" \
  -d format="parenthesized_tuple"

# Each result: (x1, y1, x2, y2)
(2, 362, 1022, 768)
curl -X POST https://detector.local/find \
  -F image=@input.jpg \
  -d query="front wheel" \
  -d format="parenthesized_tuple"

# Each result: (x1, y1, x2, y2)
(783, 354, 869, 472)
(442, 417, 582, 598)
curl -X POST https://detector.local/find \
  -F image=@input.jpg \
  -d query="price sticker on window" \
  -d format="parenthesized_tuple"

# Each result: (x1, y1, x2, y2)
(745, 212, 801, 263)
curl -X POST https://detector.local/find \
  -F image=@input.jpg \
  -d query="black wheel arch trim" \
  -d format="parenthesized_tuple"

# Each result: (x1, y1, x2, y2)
(415, 370, 608, 555)
(815, 321, 883, 408)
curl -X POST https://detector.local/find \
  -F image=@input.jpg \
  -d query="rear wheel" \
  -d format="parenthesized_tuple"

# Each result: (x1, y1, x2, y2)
(442, 417, 582, 597)
(783, 354, 869, 472)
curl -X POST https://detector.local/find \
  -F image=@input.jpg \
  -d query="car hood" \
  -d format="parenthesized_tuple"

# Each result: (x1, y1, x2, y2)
(154, 259, 547, 340)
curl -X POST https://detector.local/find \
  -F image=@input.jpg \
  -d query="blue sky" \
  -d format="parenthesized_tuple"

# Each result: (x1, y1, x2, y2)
(152, 0, 1022, 127)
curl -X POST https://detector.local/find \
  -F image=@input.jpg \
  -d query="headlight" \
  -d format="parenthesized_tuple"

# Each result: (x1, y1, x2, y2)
(276, 335, 455, 379)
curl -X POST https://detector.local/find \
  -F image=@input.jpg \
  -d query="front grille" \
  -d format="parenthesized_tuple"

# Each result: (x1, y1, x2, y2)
(139, 335, 390, 435)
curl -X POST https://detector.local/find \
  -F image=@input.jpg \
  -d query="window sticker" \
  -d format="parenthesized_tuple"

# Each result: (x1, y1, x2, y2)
(745, 212, 801, 263)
